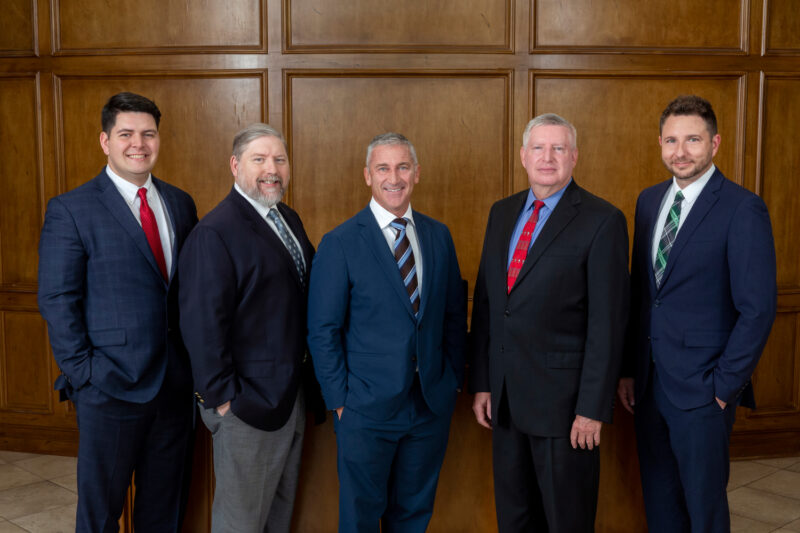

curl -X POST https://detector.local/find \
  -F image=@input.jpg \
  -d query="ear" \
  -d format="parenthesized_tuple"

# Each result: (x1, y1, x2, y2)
(100, 131, 110, 155)
(230, 155, 239, 178)
(658, 136, 663, 147)
(711, 134, 721, 157)
(519, 146, 527, 169)
(364, 166, 372, 186)
(413, 165, 420, 184)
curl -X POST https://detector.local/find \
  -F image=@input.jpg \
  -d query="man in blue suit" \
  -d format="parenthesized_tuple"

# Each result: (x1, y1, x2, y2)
(618, 95, 777, 532)
(307, 132, 467, 532)
(38, 92, 198, 531)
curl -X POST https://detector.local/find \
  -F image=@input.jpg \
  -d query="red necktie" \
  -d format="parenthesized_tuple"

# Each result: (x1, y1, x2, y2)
(507, 200, 545, 293)
(138, 188, 168, 281)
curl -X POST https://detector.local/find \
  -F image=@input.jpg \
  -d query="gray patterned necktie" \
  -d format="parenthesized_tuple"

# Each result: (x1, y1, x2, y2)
(267, 209, 306, 284)
(654, 190, 684, 287)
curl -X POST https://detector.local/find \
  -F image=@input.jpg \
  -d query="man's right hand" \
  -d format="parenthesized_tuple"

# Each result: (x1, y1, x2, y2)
(472, 392, 492, 429)
(336, 406, 343, 420)
(617, 378, 635, 414)
(216, 400, 231, 416)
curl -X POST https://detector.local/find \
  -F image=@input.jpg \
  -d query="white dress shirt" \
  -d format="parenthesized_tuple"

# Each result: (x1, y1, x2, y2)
(651, 164, 716, 267)
(105, 166, 175, 277)
(234, 183, 306, 270)
(369, 198, 423, 291)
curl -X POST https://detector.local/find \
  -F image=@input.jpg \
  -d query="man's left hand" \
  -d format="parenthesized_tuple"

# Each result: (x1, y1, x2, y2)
(570, 415, 602, 450)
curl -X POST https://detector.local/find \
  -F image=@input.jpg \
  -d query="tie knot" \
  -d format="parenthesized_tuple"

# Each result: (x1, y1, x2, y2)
(137, 187, 148, 201)
(267, 208, 279, 222)
(674, 190, 684, 202)
(533, 200, 545, 212)
(392, 217, 408, 228)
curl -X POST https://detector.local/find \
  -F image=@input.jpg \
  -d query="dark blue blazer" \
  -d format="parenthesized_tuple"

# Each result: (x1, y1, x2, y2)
(38, 170, 198, 403)
(307, 206, 466, 421)
(179, 189, 315, 431)
(625, 168, 777, 409)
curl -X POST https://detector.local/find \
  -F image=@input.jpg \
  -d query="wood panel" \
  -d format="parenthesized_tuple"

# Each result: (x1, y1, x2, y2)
(0, 0, 35, 56)
(531, 73, 743, 226)
(0, 75, 41, 289)
(749, 312, 799, 414)
(0, 311, 51, 412)
(53, 0, 264, 54)
(764, 0, 800, 54)
(531, 0, 747, 52)
(287, 71, 511, 291)
(57, 74, 266, 215)
(759, 75, 800, 290)
(286, 0, 511, 52)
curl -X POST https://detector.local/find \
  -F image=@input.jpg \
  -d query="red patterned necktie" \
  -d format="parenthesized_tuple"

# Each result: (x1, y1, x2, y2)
(138, 188, 168, 281)
(507, 200, 545, 293)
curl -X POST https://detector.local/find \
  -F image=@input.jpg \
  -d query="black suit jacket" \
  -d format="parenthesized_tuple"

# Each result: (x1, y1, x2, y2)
(469, 181, 629, 437)
(179, 188, 322, 431)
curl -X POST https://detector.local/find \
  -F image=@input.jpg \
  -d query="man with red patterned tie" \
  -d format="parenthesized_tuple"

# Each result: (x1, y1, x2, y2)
(469, 114, 629, 532)
(38, 92, 198, 532)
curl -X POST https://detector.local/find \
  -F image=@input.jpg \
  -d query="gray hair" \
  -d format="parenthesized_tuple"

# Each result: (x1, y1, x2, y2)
(232, 123, 287, 160)
(365, 132, 418, 167)
(521, 113, 577, 149)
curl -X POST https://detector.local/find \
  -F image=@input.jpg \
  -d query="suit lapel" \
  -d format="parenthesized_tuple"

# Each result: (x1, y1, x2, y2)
(95, 173, 166, 284)
(229, 190, 305, 289)
(510, 182, 579, 292)
(415, 212, 435, 320)
(489, 191, 527, 297)
(658, 170, 723, 290)
(642, 179, 672, 294)
(357, 208, 416, 319)
(153, 177, 180, 281)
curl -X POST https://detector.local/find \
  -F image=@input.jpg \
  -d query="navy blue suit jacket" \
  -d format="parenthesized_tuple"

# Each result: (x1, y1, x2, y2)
(179, 189, 315, 431)
(307, 206, 466, 421)
(624, 168, 777, 409)
(38, 170, 198, 403)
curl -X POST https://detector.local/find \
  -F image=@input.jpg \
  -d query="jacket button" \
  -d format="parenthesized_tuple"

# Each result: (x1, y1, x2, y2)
(504, 310, 510, 317)
(411, 356, 417, 362)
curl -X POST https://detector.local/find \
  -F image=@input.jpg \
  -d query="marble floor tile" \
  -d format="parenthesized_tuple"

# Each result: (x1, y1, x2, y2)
(0, 481, 76, 521)
(730, 513, 776, 533)
(0, 451, 40, 464)
(783, 517, 800, 532)
(49, 474, 77, 494)
(14, 455, 76, 481)
(788, 462, 800, 474)
(0, 464, 43, 491)
(728, 486, 800, 526)
(754, 457, 800, 469)
(749, 470, 800, 500)
(12, 503, 76, 533)
(0, 521, 27, 532)
(729, 460, 779, 491)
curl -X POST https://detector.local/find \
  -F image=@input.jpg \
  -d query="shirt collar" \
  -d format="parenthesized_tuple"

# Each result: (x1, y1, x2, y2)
(234, 182, 278, 219)
(523, 177, 572, 213)
(369, 197, 415, 229)
(105, 165, 153, 207)
(671, 164, 715, 206)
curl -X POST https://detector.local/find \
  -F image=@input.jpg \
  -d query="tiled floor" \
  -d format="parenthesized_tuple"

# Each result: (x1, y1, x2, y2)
(0, 451, 799, 531)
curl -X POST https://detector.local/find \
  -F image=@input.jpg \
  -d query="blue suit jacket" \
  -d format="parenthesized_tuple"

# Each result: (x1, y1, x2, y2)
(624, 168, 777, 409)
(307, 206, 466, 421)
(38, 170, 198, 403)
(179, 189, 317, 431)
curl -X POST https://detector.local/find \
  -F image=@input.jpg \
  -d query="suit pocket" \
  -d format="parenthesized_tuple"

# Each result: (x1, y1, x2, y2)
(546, 352, 584, 369)
(237, 360, 275, 377)
(88, 328, 126, 347)
(684, 330, 730, 348)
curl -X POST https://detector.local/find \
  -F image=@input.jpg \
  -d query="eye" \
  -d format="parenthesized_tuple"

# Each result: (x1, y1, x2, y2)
(253, 157, 264, 163)
(399, 164, 410, 170)
(554, 146, 564, 152)
(275, 157, 287, 164)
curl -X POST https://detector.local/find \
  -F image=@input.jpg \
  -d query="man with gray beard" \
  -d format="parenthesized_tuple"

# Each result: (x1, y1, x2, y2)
(179, 123, 321, 532)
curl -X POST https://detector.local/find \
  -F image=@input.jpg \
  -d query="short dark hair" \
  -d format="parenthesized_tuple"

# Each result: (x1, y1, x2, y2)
(101, 92, 161, 133)
(659, 95, 717, 136)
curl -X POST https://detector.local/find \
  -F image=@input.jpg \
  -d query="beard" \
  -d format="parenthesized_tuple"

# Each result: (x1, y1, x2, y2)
(241, 177, 285, 208)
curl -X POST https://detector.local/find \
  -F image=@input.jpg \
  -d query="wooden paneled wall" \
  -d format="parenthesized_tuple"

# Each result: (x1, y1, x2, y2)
(2, 0, 799, 531)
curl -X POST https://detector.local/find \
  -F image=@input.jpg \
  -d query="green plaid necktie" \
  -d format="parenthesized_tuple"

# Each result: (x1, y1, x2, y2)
(654, 190, 684, 288)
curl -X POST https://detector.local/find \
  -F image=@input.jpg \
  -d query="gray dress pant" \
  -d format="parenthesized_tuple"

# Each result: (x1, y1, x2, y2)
(200, 390, 305, 533)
